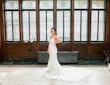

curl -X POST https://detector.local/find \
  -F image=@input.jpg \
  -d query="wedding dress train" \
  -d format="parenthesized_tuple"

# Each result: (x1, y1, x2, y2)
(45, 37, 94, 81)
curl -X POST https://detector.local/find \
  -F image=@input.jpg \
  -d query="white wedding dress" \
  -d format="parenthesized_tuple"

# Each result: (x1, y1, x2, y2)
(45, 37, 94, 81)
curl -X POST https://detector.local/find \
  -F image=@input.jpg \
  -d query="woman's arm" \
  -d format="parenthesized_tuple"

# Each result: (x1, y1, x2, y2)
(55, 35, 63, 44)
(47, 36, 50, 54)
(47, 44, 50, 54)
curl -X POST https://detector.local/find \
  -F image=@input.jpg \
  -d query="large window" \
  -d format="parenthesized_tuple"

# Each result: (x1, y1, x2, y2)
(5, 0, 20, 41)
(39, 0, 53, 41)
(57, 0, 71, 41)
(74, 0, 88, 42)
(4, 0, 107, 43)
(91, 0, 106, 42)
(22, 0, 36, 41)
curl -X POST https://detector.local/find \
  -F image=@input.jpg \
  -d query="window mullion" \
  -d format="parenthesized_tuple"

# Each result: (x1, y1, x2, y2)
(97, 10, 99, 41)
(63, 11, 64, 41)
(80, 11, 82, 41)
(28, 11, 30, 40)
(46, 11, 47, 41)
(12, 11, 14, 41)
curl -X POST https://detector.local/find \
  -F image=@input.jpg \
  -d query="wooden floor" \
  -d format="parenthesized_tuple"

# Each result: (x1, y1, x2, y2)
(0, 65, 110, 85)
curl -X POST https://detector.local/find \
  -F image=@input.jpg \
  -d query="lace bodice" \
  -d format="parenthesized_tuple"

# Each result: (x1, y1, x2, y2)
(49, 37, 55, 46)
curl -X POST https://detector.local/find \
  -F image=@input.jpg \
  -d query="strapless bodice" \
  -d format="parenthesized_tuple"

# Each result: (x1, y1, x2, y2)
(49, 37, 57, 53)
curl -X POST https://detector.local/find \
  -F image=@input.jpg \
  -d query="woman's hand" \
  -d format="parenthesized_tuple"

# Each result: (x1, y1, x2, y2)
(47, 45, 50, 54)
(55, 35, 62, 44)
(47, 49, 50, 54)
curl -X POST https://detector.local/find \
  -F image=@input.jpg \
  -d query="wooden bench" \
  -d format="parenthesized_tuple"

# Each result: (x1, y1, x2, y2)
(37, 51, 79, 64)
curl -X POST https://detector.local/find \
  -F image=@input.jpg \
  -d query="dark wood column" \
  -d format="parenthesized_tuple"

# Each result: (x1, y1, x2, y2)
(105, 0, 110, 49)
(0, 1, 1, 55)
(108, 0, 110, 45)
(0, 0, 3, 61)
(106, 0, 110, 49)
(109, 0, 110, 49)
(71, 0, 74, 43)
(53, 0, 56, 28)
(0, 0, 1, 45)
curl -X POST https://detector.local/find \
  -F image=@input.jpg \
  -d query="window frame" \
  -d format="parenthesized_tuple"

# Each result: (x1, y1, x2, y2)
(3, 0, 107, 43)
(39, 0, 54, 42)
(56, 0, 71, 42)
(4, 0, 20, 42)
(74, 0, 89, 42)
(91, 0, 107, 42)
(21, 0, 37, 42)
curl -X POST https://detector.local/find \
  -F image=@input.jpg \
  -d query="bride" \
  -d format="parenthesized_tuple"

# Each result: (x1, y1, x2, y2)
(46, 27, 94, 81)
(47, 28, 62, 74)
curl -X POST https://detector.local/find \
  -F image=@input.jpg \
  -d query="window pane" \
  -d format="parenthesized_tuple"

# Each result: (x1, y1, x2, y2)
(13, 12, 20, 41)
(40, 11, 53, 41)
(5, 11, 12, 41)
(57, 0, 71, 41)
(98, 11, 105, 41)
(74, 11, 88, 41)
(74, 0, 88, 9)
(91, 11, 98, 41)
(39, 0, 53, 41)
(92, 0, 105, 9)
(39, 0, 53, 9)
(57, 11, 63, 40)
(47, 11, 53, 41)
(57, 0, 70, 9)
(22, 11, 36, 41)
(57, 11, 70, 41)
(22, 11, 29, 41)
(81, 11, 88, 41)
(91, 0, 106, 42)
(40, 11, 46, 41)
(5, 0, 18, 9)
(22, 0, 36, 9)
(64, 11, 70, 41)
(30, 11, 36, 41)
(5, 11, 19, 41)
(74, 11, 80, 41)
(91, 10, 105, 41)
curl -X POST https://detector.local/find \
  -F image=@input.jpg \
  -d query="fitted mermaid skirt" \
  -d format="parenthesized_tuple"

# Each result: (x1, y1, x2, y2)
(45, 38, 94, 81)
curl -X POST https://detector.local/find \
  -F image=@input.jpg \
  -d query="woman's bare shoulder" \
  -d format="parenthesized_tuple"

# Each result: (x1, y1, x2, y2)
(49, 36, 54, 39)
(54, 35, 60, 39)
(54, 35, 58, 38)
